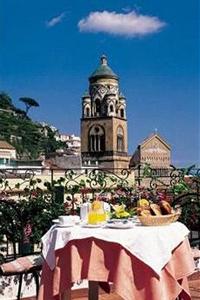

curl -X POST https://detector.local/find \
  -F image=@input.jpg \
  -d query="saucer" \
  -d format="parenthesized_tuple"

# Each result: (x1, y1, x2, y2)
(129, 217, 141, 224)
(52, 219, 59, 224)
(56, 223, 74, 228)
(109, 218, 129, 223)
(105, 222, 133, 229)
(81, 223, 103, 228)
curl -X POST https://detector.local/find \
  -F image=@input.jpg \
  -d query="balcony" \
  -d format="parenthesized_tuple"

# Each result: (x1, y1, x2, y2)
(0, 165, 199, 299)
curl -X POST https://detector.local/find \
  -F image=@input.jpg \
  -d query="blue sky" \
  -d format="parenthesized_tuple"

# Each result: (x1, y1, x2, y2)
(0, 0, 199, 166)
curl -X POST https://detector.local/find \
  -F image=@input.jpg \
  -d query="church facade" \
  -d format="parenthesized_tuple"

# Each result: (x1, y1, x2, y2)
(129, 133, 171, 169)
(81, 55, 129, 169)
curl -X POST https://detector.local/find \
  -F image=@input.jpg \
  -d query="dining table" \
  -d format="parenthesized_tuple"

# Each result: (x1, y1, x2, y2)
(38, 220, 195, 300)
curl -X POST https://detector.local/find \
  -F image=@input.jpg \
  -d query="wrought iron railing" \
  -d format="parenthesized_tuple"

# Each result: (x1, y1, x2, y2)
(0, 165, 199, 199)
(0, 167, 134, 198)
(134, 164, 200, 190)
(0, 165, 199, 216)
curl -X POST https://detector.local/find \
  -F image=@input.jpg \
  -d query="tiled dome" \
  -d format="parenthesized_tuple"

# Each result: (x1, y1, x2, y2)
(89, 55, 118, 81)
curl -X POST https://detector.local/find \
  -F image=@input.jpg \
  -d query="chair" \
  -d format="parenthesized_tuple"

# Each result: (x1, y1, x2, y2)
(0, 254, 43, 299)
(190, 239, 200, 271)
(0, 198, 44, 299)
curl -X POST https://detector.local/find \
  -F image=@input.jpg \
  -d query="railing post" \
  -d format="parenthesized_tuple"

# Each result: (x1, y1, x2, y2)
(138, 164, 141, 186)
(20, 241, 32, 256)
(54, 185, 64, 204)
(51, 168, 54, 186)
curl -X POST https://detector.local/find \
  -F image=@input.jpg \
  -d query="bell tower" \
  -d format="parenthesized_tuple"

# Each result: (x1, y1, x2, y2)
(81, 55, 129, 170)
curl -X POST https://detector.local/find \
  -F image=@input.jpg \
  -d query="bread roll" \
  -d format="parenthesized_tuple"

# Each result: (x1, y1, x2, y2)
(137, 207, 150, 216)
(140, 209, 152, 217)
(159, 200, 172, 214)
(150, 204, 162, 216)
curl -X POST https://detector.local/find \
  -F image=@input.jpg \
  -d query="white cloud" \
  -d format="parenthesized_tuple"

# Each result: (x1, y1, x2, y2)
(78, 11, 166, 37)
(46, 12, 65, 28)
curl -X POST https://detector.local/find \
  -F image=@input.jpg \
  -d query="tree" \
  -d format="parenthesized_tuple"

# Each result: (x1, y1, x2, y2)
(19, 97, 39, 116)
(14, 108, 27, 118)
(0, 92, 14, 110)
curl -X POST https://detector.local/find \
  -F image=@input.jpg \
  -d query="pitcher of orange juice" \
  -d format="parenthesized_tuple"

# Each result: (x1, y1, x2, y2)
(88, 199, 107, 224)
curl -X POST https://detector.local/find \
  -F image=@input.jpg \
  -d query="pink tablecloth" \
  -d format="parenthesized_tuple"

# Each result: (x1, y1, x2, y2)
(38, 237, 195, 300)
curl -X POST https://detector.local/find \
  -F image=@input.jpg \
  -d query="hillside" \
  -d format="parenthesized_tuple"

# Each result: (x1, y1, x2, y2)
(0, 92, 64, 159)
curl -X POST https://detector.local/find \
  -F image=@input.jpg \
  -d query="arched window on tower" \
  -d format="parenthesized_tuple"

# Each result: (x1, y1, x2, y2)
(85, 107, 90, 117)
(110, 105, 113, 113)
(120, 108, 124, 118)
(105, 105, 108, 115)
(117, 126, 124, 152)
(89, 125, 105, 152)
(95, 99, 101, 116)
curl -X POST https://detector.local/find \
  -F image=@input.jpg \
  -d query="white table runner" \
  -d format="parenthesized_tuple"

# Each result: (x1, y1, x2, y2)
(41, 221, 190, 276)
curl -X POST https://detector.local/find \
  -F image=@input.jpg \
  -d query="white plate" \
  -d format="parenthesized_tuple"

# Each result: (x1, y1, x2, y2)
(81, 224, 103, 228)
(110, 218, 129, 222)
(106, 222, 133, 229)
(52, 219, 59, 224)
(56, 223, 74, 228)
(129, 217, 141, 224)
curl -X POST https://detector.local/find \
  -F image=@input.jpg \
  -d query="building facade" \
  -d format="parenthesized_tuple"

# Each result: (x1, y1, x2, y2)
(0, 140, 16, 167)
(59, 134, 81, 154)
(81, 55, 129, 169)
(130, 133, 171, 169)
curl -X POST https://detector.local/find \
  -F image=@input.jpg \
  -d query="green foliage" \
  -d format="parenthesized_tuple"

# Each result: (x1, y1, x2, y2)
(142, 164, 152, 177)
(0, 92, 14, 110)
(0, 192, 65, 249)
(171, 181, 189, 195)
(66, 184, 81, 195)
(20, 194, 64, 244)
(0, 200, 22, 244)
(178, 195, 200, 230)
(0, 92, 64, 159)
(39, 126, 65, 157)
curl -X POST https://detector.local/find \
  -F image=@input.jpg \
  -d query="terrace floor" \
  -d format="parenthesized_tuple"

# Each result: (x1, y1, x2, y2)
(22, 271, 200, 300)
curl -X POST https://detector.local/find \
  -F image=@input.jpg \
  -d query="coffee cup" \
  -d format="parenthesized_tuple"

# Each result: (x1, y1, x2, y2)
(58, 215, 80, 225)
(59, 216, 74, 225)
(71, 215, 80, 224)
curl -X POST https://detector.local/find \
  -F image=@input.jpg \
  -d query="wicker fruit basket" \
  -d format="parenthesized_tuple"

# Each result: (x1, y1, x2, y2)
(138, 211, 181, 226)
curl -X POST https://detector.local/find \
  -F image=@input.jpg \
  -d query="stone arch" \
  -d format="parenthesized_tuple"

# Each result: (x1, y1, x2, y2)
(88, 125, 105, 152)
(84, 105, 91, 117)
(105, 97, 115, 116)
(117, 126, 124, 152)
(95, 99, 101, 116)
(120, 108, 124, 118)
(110, 104, 114, 113)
